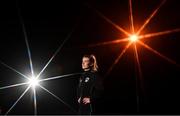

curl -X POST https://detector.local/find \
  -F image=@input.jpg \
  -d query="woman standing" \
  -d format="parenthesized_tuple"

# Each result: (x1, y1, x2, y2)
(77, 54, 104, 115)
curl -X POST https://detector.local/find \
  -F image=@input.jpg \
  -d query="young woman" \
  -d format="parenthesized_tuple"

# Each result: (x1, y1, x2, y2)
(77, 54, 104, 115)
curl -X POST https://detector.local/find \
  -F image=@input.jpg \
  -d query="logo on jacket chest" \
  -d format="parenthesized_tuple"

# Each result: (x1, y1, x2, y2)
(85, 77, 90, 82)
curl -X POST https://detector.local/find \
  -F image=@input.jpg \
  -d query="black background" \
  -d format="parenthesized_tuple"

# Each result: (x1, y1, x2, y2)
(0, 0, 180, 115)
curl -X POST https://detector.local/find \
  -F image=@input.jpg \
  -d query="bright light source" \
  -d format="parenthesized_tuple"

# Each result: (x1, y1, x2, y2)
(129, 34, 139, 42)
(28, 77, 39, 88)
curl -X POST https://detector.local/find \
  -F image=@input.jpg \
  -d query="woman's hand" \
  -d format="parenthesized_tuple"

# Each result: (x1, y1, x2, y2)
(82, 97, 90, 104)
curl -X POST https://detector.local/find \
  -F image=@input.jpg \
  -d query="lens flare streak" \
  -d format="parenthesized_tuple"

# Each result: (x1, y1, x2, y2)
(0, 61, 30, 80)
(0, 25, 76, 114)
(33, 88, 37, 115)
(5, 85, 31, 115)
(139, 28, 180, 40)
(0, 82, 28, 90)
(88, 0, 179, 76)
(39, 73, 81, 82)
(86, 38, 129, 48)
(138, 40, 179, 67)
(106, 42, 133, 76)
(134, 44, 144, 91)
(36, 29, 75, 79)
(92, 6, 130, 36)
(38, 85, 77, 113)
(137, 0, 167, 35)
(129, 0, 135, 33)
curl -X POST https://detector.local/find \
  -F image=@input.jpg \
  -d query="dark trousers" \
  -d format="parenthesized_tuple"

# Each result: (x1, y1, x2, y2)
(78, 103, 92, 115)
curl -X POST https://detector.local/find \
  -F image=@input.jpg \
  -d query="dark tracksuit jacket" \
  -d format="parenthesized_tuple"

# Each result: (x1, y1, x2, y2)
(77, 70, 104, 115)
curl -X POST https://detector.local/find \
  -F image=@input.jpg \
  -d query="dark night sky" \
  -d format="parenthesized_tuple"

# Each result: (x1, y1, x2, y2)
(0, 0, 180, 115)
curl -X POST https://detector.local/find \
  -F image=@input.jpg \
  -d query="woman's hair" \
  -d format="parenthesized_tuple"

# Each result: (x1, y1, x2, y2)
(83, 54, 99, 72)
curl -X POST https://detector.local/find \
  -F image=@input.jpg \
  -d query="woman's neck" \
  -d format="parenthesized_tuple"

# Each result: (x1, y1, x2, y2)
(84, 68, 90, 72)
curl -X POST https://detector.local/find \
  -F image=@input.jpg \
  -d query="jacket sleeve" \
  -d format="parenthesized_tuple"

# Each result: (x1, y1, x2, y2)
(91, 73, 104, 99)
(77, 77, 82, 99)
(82, 75, 96, 98)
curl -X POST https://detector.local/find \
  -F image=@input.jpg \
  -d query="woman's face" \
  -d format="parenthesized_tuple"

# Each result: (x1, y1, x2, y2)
(82, 57, 91, 70)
